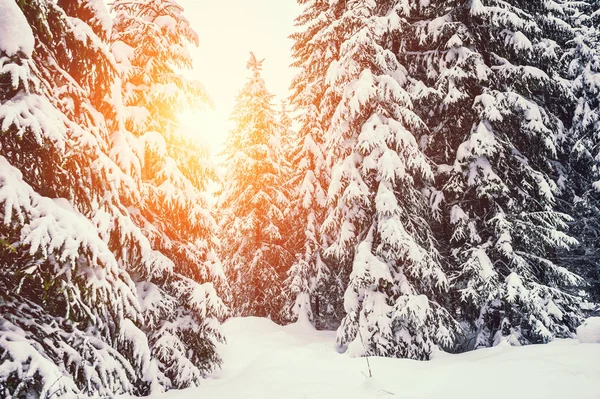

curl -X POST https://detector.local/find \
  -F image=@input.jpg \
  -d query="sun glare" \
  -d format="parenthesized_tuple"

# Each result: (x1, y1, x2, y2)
(173, 0, 300, 161)
(177, 108, 229, 156)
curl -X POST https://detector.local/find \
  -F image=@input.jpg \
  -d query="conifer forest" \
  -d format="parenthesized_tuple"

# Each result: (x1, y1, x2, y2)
(0, 0, 599, 398)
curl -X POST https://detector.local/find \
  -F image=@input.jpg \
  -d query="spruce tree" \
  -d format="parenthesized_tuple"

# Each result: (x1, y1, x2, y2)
(0, 0, 226, 395)
(404, 0, 584, 347)
(320, 0, 458, 359)
(561, 0, 600, 302)
(285, 0, 348, 328)
(0, 0, 142, 395)
(219, 54, 291, 322)
(110, 0, 227, 387)
(278, 100, 295, 157)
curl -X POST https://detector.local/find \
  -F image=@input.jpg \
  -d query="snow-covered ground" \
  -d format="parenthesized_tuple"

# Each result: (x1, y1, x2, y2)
(123, 317, 600, 399)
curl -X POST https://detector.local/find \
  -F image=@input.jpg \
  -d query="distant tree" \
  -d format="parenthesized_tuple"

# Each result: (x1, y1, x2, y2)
(278, 100, 295, 154)
(219, 54, 292, 322)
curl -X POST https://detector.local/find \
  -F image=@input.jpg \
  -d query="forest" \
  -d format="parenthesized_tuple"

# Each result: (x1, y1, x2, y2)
(0, 0, 599, 398)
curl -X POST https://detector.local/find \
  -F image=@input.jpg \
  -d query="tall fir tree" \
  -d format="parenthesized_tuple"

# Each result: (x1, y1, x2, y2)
(284, 0, 348, 328)
(0, 0, 227, 396)
(110, 0, 227, 388)
(278, 100, 295, 158)
(320, 0, 458, 359)
(219, 54, 292, 323)
(561, 0, 600, 302)
(1, 0, 143, 395)
(404, 0, 584, 347)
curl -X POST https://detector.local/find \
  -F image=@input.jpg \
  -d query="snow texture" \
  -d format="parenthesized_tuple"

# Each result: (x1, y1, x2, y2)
(577, 317, 600, 344)
(0, 0, 34, 57)
(119, 317, 600, 399)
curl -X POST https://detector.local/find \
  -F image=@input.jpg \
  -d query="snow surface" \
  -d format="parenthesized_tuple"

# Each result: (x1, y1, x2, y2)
(577, 317, 600, 344)
(120, 317, 600, 399)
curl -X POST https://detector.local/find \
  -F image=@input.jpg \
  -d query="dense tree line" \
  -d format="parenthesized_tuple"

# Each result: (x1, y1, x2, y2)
(270, 0, 600, 356)
(222, 0, 600, 358)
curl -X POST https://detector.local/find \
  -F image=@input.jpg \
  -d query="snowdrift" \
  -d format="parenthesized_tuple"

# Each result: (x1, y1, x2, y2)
(120, 317, 600, 399)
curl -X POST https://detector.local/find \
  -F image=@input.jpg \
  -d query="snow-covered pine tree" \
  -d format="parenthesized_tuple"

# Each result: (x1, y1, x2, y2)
(561, 0, 600, 301)
(0, 0, 146, 396)
(278, 100, 295, 154)
(219, 54, 291, 323)
(404, 0, 584, 348)
(110, 0, 227, 388)
(283, 0, 347, 328)
(320, 0, 458, 359)
(277, 99, 296, 245)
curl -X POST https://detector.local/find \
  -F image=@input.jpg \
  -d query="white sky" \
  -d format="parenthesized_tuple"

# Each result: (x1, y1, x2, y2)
(177, 0, 301, 154)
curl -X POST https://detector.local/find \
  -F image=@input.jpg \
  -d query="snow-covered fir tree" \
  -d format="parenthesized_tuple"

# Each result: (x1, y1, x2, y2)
(284, 0, 348, 328)
(320, 0, 459, 359)
(403, 0, 584, 347)
(0, 0, 226, 396)
(219, 54, 291, 323)
(560, 0, 600, 301)
(276, 100, 296, 259)
(278, 100, 295, 156)
(1, 0, 142, 395)
(110, 0, 227, 388)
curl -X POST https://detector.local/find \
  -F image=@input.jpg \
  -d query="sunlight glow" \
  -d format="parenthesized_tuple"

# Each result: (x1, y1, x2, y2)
(175, 0, 300, 156)
(177, 108, 229, 155)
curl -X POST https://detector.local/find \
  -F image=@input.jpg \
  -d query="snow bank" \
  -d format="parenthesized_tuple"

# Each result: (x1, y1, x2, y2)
(0, 0, 34, 56)
(119, 317, 600, 399)
(577, 317, 600, 343)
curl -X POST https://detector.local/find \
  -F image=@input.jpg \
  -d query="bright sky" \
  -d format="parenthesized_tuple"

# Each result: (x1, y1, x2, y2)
(177, 0, 301, 155)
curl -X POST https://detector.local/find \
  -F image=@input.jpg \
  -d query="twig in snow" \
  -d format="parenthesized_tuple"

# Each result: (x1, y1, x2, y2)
(358, 328, 373, 378)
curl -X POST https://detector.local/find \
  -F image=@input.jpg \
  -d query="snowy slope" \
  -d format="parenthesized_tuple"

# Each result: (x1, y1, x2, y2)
(122, 317, 600, 399)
